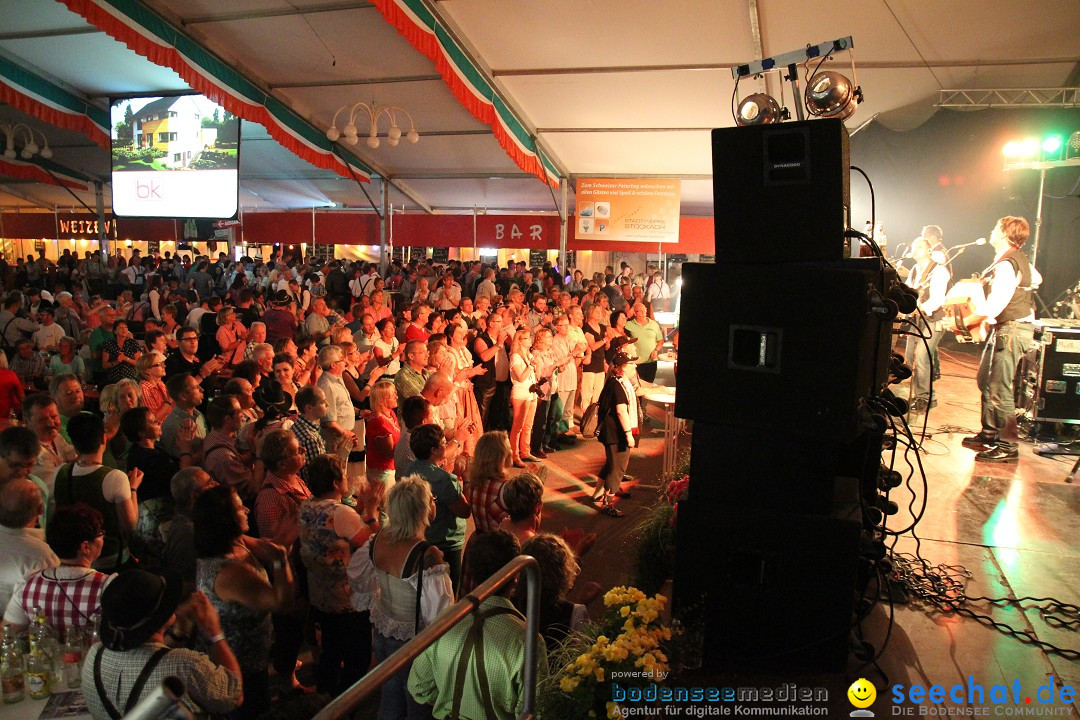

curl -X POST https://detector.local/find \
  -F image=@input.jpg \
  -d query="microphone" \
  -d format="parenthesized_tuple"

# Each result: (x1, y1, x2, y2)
(951, 237, 987, 251)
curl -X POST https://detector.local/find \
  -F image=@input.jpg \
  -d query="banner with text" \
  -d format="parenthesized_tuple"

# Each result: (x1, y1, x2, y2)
(574, 178, 681, 243)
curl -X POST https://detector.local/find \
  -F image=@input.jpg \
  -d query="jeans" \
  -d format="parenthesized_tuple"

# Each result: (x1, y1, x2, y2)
(311, 608, 372, 696)
(977, 322, 1033, 450)
(440, 545, 462, 596)
(558, 389, 576, 430)
(372, 632, 434, 720)
(531, 398, 550, 453)
(909, 317, 943, 401)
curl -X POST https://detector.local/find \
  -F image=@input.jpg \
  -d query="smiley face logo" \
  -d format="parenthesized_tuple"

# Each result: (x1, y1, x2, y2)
(847, 678, 876, 709)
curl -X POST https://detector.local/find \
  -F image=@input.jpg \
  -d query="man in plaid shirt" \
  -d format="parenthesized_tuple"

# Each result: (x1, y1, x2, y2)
(292, 386, 329, 485)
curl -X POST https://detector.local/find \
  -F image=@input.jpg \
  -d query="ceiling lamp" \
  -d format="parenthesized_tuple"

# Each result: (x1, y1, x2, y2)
(735, 93, 784, 126)
(0, 123, 53, 160)
(326, 102, 419, 149)
(804, 70, 863, 120)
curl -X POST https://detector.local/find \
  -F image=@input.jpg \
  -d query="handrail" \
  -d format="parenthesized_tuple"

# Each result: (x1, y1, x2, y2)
(313, 554, 541, 720)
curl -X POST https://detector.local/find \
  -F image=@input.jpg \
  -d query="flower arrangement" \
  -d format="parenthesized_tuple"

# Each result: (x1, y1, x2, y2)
(631, 471, 690, 595)
(537, 586, 671, 719)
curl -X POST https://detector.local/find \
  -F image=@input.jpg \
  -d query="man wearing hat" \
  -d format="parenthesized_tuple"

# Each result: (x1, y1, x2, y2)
(261, 290, 298, 345)
(83, 569, 242, 720)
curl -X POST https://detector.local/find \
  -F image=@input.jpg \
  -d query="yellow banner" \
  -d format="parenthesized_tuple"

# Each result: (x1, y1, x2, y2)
(575, 178, 681, 243)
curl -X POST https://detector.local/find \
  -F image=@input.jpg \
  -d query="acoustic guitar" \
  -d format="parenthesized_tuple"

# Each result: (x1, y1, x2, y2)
(942, 278, 989, 343)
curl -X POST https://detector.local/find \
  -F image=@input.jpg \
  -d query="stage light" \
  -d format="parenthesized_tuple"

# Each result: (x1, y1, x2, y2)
(1043, 135, 1062, 154)
(804, 71, 861, 120)
(1002, 141, 1021, 158)
(735, 93, 783, 126)
(1019, 138, 1039, 158)
(1068, 131, 1080, 160)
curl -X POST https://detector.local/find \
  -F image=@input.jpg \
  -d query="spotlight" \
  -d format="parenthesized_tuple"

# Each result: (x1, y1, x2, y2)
(1002, 141, 1021, 158)
(735, 93, 783, 126)
(1066, 131, 1080, 160)
(1019, 137, 1039, 158)
(804, 71, 861, 120)
(1042, 135, 1062, 155)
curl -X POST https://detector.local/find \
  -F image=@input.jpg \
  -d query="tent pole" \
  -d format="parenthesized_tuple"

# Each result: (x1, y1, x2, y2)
(558, 179, 568, 277)
(95, 181, 110, 257)
(380, 182, 390, 275)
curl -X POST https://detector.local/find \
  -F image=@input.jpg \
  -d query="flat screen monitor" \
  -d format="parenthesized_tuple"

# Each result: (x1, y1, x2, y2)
(111, 94, 240, 218)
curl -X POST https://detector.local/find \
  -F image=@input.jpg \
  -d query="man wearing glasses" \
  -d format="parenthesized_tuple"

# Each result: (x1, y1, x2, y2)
(165, 327, 225, 386)
(316, 345, 362, 500)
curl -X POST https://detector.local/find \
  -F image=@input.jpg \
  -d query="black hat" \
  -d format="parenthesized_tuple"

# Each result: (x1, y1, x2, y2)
(253, 378, 292, 415)
(611, 351, 633, 367)
(271, 289, 291, 306)
(99, 568, 184, 651)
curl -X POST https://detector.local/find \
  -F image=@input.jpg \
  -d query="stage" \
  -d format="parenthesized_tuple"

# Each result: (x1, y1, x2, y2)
(532, 342, 1080, 714)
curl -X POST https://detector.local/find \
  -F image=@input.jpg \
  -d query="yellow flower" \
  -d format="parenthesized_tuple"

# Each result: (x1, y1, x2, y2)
(594, 667, 604, 682)
(620, 606, 631, 617)
(560, 675, 580, 693)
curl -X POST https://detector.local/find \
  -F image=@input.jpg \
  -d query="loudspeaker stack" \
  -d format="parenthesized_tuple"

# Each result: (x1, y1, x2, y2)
(672, 119, 893, 670)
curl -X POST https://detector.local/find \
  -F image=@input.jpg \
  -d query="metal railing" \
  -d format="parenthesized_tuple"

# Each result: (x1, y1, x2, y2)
(313, 554, 541, 720)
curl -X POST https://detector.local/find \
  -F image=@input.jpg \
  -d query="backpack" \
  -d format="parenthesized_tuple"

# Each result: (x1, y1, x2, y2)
(580, 401, 601, 438)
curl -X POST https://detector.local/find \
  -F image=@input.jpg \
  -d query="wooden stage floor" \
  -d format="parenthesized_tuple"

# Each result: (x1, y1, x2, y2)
(531, 342, 1080, 716)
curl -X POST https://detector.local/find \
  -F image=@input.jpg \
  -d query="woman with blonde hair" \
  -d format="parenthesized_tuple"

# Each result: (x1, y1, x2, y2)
(365, 380, 400, 520)
(508, 328, 538, 467)
(136, 351, 172, 421)
(348, 476, 453, 720)
(465, 430, 512, 532)
(216, 306, 249, 366)
(101, 378, 142, 470)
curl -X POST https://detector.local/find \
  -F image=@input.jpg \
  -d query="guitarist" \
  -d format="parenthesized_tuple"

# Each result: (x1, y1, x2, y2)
(905, 236, 950, 413)
(961, 216, 1040, 463)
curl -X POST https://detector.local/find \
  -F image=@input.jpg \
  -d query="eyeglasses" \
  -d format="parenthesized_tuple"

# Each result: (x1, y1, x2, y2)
(150, 362, 165, 368)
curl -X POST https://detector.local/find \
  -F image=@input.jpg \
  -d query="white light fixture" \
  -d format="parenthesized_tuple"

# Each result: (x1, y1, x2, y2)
(326, 102, 420, 149)
(0, 123, 53, 160)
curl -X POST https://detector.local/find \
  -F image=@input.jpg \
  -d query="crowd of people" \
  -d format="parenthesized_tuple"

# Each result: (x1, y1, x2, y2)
(0, 248, 672, 719)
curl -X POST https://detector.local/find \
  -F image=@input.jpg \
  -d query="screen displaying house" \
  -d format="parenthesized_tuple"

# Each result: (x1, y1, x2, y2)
(111, 94, 240, 218)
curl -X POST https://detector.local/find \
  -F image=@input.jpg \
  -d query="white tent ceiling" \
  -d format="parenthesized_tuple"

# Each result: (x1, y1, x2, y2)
(1, 0, 1077, 217)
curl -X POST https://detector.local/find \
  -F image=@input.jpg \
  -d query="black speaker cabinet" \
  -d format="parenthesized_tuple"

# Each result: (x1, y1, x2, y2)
(685, 422, 883, 515)
(1019, 320, 1080, 424)
(674, 261, 893, 441)
(672, 490, 861, 670)
(711, 119, 849, 263)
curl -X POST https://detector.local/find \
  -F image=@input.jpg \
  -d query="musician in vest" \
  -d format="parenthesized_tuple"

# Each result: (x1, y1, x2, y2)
(904, 237, 950, 413)
(962, 216, 1040, 463)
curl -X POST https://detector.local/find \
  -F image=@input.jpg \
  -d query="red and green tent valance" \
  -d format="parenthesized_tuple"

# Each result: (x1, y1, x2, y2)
(373, 0, 561, 188)
(0, 56, 110, 150)
(0, 155, 92, 191)
(57, 0, 375, 183)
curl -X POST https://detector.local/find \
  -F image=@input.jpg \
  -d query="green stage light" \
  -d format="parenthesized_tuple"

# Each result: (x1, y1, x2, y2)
(1042, 135, 1062, 154)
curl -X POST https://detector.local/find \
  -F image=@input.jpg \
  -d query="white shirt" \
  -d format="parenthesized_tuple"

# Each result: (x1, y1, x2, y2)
(0, 526, 59, 614)
(33, 322, 66, 352)
(319, 372, 355, 432)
